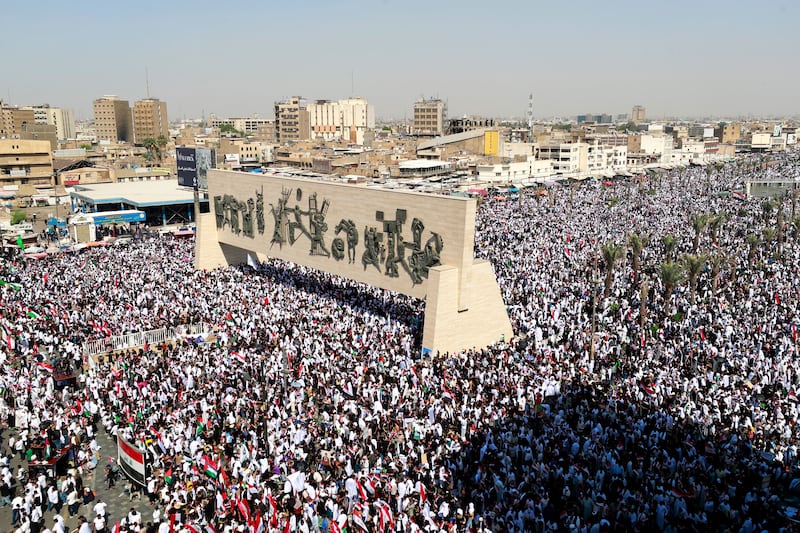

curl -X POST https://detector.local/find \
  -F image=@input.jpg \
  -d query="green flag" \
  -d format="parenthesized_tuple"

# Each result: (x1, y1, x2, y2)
(15, 236, 23, 250)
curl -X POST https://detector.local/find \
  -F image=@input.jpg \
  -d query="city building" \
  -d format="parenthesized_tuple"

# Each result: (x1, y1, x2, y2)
(22, 104, 76, 141)
(0, 139, 54, 185)
(93, 96, 133, 143)
(631, 105, 646, 124)
(0, 103, 35, 138)
(577, 113, 613, 124)
(133, 98, 169, 144)
(306, 98, 375, 145)
(208, 115, 275, 137)
(412, 98, 447, 137)
(714, 123, 742, 144)
(274, 97, 310, 143)
(537, 142, 587, 175)
(447, 117, 496, 135)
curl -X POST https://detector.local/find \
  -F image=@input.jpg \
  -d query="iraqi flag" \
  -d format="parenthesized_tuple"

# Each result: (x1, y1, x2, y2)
(417, 481, 426, 505)
(202, 455, 219, 479)
(230, 351, 247, 366)
(37, 362, 54, 373)
(267, 494, 279, 527)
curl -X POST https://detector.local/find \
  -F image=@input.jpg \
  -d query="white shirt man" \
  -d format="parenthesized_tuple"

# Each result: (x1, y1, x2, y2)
(92, 499, 107, 517)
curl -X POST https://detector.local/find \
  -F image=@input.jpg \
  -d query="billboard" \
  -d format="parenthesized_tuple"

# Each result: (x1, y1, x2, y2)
(177, 147, 215, 189)
(117, 435, 147, 486)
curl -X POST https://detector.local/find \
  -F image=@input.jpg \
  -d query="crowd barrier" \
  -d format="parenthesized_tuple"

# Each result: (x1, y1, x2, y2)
(83, 323, 212, 357)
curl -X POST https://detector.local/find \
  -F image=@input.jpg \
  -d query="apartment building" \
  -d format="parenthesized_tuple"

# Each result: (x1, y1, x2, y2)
(538, 142, 587, 174)
(714, 123, 742, 144)
(307, 97, 375, 145)
(412, 98, 447, 137)
(133, 98, 169, 144)
(274, 97, 310, 143)
(93, 96, 133, 143)
(209, 115, 275, 137)
(0, 103, 35, 137)
(22, 104, 76, 140)
(0, 139, 54, 185)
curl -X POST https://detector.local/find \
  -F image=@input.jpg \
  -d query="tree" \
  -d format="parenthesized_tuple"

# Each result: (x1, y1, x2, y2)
(792, 218, 800, 242)
(681, 253, 707, 303)
(142, 137, 160, 165)
(792, 188, 799, 220)
(156, 135, 169, 164)
(659, 262, 684, 316)
(662, 234, 677, 261)
(219, 124, 243, 136)
(746, 233, 760, 263)
(707, 214, 725, 247)
(709, 254, 725, 294)
(777, 205, 785, 249)
(761, 200, 775, 224)
(617, 121, 639, 133)
(601, 242, 626, 298)
(690, 213, 710, 253)
(10, 210, 27, 225)
(628, 233, 648, 283)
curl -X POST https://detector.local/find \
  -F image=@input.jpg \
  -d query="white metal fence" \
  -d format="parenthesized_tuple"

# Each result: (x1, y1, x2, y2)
(83, 323, 212, 357)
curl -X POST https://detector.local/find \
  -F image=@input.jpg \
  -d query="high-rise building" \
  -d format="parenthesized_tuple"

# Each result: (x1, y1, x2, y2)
(307, 97, 375, 145)
(274, 97, 310, 143)
(93, 96, 133, 143)
(631, 105, 646, 124)
(133, 98, 169, 144)
(0, 102, 35, 138)
(412, 98, 447, 137)
(22, 104, 76, 141)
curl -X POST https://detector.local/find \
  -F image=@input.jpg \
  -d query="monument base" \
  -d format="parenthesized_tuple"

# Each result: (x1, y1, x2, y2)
(421, 260, 513, 356)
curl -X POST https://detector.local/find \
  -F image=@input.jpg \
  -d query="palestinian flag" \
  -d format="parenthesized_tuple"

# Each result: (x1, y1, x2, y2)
(202, 455, 219, 479)
(165, 467, 173, 485)
(27, 310, 40, 320)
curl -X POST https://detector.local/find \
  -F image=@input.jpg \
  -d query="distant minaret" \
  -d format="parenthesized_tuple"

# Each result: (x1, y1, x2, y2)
(527, 93, 535, 139)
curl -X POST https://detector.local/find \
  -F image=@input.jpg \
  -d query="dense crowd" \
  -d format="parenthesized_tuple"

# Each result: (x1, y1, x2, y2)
(0, 153, 799, 532)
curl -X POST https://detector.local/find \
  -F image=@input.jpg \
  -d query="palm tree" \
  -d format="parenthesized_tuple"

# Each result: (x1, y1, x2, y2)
(777, 206, 785, 249)
(762, 228, 777, 256)
(690, 213, 710, 253)
(156, 135, 169, 165)
(141, 137, 160, 165)
(707, 214, 724, 247)
(601, 242, 626, 298)
(660, 262, 684, 316)
(761, 200, 775, 224)
(662, 234, 678, 261)
(681, 253, 707, 303)
(628, 233, 648, 283)
(746, 233, 760, 263)
(640, 276, 650, 330)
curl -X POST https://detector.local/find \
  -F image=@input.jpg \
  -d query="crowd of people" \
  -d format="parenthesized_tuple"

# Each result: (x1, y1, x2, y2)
(0, 153, 798, 532)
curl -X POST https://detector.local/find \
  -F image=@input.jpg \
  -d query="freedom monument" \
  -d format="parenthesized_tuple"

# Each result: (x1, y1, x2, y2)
(195, 169, 512, 355)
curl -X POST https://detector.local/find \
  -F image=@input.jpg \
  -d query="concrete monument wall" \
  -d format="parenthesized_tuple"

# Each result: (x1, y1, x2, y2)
(196, 169, 512, 354)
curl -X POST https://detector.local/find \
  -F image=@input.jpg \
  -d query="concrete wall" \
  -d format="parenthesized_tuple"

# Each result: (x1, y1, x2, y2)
(197, 169, 513, 354)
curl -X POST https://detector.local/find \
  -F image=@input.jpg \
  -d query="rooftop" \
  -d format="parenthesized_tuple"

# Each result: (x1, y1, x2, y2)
(70, 179, 202, 208)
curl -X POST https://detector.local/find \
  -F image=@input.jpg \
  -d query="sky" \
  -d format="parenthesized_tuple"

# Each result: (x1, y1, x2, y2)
(4, 0, 798, 122)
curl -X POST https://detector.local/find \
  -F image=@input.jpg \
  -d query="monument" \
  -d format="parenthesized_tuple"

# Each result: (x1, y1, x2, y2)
(196, 169, 513, 355)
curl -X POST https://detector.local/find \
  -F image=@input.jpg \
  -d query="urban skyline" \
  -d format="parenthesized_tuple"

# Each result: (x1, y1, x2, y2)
(4, 0, 799, 121)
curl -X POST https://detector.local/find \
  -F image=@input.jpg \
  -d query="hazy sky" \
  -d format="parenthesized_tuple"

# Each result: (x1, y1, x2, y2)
(4, 0, 797, 121)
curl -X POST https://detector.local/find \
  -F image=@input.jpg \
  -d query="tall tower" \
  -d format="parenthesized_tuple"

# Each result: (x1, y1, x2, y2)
(93, 96, 132, 143)
(527, 93, 535, 138)
(631, 104, 646, 124)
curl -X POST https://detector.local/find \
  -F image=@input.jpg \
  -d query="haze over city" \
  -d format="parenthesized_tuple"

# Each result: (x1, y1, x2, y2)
(4, 0, 799, 121)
